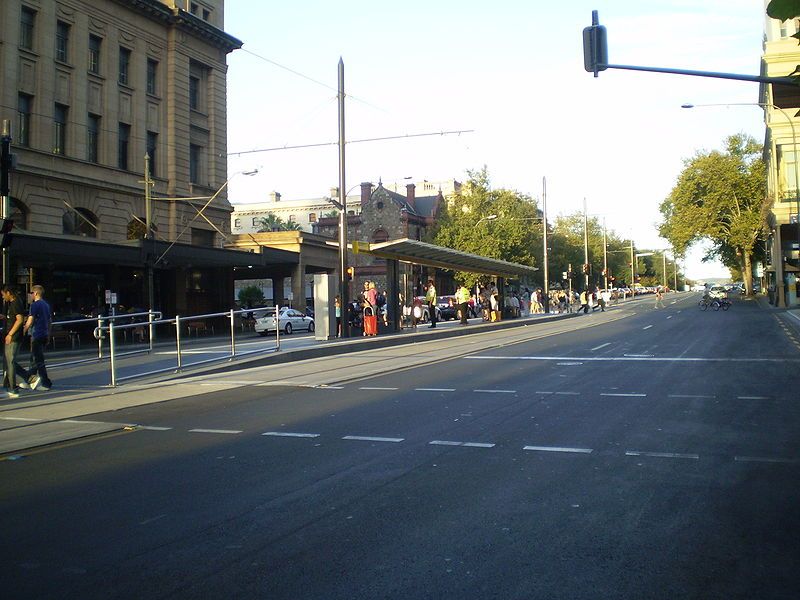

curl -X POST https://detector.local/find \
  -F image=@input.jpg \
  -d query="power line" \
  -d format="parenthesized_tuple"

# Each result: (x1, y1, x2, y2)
(228, 129, 475, 157)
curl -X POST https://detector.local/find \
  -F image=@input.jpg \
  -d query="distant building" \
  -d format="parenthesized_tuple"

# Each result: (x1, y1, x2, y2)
(231, 188, 359, 234)
(761, 6, 800, 307)
(383, 178, 461, 199)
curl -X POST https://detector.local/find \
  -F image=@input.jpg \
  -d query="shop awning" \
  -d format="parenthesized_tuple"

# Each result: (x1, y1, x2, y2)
(364, 238, 539, 278)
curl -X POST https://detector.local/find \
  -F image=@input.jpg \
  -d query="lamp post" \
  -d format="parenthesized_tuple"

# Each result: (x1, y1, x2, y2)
(682, 101, 797, 305)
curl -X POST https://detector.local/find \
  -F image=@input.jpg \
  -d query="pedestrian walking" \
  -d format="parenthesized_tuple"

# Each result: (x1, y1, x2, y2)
(655, 287, 665, 309)
(2, 285, 25, 399)
(16, 285, 53, 391)
(579, 290, 589, 314)
(455, 283, 470, 325)
(426, 279, 437, 328)
(334, 295, 342, 337)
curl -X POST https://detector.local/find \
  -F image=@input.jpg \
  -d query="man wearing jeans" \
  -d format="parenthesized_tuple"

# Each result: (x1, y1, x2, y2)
(1, 285, 25, 399)
(17, 285, 52, 391)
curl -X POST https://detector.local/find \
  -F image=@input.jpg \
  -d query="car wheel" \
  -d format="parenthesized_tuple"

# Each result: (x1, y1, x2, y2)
(284, 322, 293, 334)
(308, 321, 315, 332)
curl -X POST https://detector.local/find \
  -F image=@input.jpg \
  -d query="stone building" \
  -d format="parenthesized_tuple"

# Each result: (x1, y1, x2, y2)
(315, 181, 446, 296)
(0, 0, 242, 315)
(761, 6, 800, 307)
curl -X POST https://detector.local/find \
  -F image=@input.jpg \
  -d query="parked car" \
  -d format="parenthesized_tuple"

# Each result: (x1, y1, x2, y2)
(255, 308, 315, 335)
(708, 285, 728, 299)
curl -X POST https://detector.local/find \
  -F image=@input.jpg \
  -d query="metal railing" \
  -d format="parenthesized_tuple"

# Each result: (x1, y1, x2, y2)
(48, 306, 283, 387)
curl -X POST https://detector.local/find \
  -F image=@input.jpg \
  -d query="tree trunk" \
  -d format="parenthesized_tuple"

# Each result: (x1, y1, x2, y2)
(743, 250, 753, 296)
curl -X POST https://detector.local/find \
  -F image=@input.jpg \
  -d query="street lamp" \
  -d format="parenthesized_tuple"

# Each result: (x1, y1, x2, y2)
(682, 102, 798, 304)
(476, 214, 498, 225)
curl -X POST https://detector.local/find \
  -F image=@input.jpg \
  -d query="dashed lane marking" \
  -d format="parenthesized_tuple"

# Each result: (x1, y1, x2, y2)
(473, 389, 517, 394)
(523, 445, 593, 454)
(591, 342, 611, 351)
(429, 440, 495, 448)
(625, 450, 699, 460)
(262, 432, 320, 438)
(342, 435, 404, 443)
(734, 456, 800, 464)
(737, 396, 771, 400)
(359, 387, 399, 391)
(137, 425, 173, 431)
(601, 393, 647, 398)
(188, 428, 242, 435)
(415, 388, 456, 392)
(642, 325, 653, 330)
(668, 394, 715, 399)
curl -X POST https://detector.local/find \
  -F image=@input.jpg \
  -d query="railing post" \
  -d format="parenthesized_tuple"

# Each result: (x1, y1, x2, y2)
(97, 316, 104, 359)
(230, 309, 236, 358)
(275, 308, 280, 351)
(148, 310, 155, 352)
(175, 315, 182, 371)
(109, 319, 117, 387)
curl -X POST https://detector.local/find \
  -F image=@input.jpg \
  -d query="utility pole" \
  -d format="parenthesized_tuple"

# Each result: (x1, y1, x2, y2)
(583, 198, 589, 290)
(1, 120, 12, 286)
(337, 58, 350, 338)
(662, 251, 667, 289)
(629, 239, 635, 295)
(141, 153, 155, 314)
(602, 218, 608, 291)
(673, 254, 679, 291)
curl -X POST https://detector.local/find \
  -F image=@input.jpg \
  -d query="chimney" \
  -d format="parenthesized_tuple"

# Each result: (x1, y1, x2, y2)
(269, 191, 281, 203)
(406, 183, 416, 210)
(360, 182, 372, 209)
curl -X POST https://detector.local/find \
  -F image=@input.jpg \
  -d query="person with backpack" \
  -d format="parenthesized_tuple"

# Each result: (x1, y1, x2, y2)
(16, 284, 53, 391)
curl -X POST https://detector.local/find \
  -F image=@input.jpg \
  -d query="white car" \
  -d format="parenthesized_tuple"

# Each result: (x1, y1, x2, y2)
(255, 308, 315, 335)
(708, 285, 728, 299)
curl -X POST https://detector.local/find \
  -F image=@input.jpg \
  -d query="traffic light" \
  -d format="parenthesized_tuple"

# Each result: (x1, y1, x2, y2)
(0, 218, 13, 248)
(346, 266, 354, 281)
(582, 10, 608, 77)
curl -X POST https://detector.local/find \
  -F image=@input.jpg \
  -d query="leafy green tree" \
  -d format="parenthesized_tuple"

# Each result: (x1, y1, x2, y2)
(283, 219, 303, 231)
(659, 134, 767, 294)
(427, 167, 541, 289)
(257, 213, 285, 232)
(237, 285, 265, 308)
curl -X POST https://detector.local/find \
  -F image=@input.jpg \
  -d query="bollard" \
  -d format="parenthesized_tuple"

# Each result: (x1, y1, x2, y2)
(229, 309, 236, 358)
(109, 319, 117, 387)
(175, 315, 183, 371)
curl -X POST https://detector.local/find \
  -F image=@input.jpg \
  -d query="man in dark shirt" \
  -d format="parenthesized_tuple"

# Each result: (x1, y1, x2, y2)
(2, 285, 25, 399)
(16, 284, 52, 391)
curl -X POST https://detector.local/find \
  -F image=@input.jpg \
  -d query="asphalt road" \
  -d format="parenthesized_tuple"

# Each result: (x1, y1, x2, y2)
(3, 294, 800, 599)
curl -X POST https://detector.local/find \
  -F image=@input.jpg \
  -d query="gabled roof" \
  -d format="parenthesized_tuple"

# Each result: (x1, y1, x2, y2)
(374, 184, 440, 218)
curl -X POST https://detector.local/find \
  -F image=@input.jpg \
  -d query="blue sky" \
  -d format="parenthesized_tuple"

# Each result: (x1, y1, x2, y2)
(224, 1, 767, 281)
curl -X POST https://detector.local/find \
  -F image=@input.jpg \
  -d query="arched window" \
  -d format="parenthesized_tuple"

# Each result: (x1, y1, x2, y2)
(9, 198, 28, 230)
(63, 207, 98, 237)
(372, 228, 389, 244)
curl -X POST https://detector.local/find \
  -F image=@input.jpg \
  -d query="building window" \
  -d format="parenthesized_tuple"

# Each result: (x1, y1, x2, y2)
(251, 217, 258, 227)
(53, 104, 67, 155)
(118, 123, 130, 170)
(147, 59, 158, 95)
(202, 8, 210, 21)
(87, 114, 100, 163)
(372, 229, 389, 243)
(308, 212, 317, 223)
(189, 144, 203, 184)
(146, 131, 157, 177)
(234, 218, 241, 228)
(88, 35, 101, 74)
(63, 207, 98, 237)
(191, 228, 214, 247)
(56, 21, 70, 63)
(20, 7, 35, 51)
(189, 61, 207, 112)
(17, 94, 32, 147)
(119, 47, 131, 85)
(779, 145, 798, 195)
(190, 2, 199, 15)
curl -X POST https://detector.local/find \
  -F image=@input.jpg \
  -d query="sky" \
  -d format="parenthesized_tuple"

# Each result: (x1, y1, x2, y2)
(223, 0, 768, 281)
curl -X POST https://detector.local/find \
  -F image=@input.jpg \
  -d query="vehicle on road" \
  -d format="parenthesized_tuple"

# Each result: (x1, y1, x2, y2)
(708, 285, 728, 299)
(255, 308, 315, 335)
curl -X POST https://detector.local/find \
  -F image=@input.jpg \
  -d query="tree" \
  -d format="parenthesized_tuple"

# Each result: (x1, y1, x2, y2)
(257, 213, 285, 232)
(283, 219, 303, 231)
(427, 167, 541, 289)
(659, 134, 767, 294)
(237, 285, 265, 308)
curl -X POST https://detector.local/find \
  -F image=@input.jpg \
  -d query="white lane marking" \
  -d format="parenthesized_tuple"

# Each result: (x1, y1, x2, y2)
(737, 396, 770, 400)
(359, 387, 399, 391)
(642, 325, 653, 330)
(198, 380, 262, 386)
(139, 514, 168, 526)
(591, 342, 611, 351)
(473, 389, 516, 394)
(342, 435, 404, 443)
(601, 393, 647, 398)
(556, 362, 583, 366)
(787, 311, 800, 324)
(523, 446, 593, 454)
(467, 356, 799, 363)
(668, 394, 715, 399)
(555, 391, 580, 396)
(535, 391, 554, 395)
(314, 385, 344, 389)
(734, 456, 800, 464)
(137, 425, 173, 431)
(415, 388, 456, 392)
(666, 316, 673, 320)
(429, 440, 495, 448)
(189, 428, 242, 434)
(625, 450, 699, 460)
(61, 419, 116, 425)
(262, 432, 320, 438)
(0, 417, 42, 422)
(623, 354, 654, 358)
(256, 381, 309, 387)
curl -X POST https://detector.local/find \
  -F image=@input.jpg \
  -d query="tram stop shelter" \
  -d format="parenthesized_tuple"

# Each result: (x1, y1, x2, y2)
(357, 238, 540, 333)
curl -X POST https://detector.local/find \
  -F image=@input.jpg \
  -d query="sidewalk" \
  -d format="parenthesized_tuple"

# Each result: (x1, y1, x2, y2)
(0, 296, 655, 457)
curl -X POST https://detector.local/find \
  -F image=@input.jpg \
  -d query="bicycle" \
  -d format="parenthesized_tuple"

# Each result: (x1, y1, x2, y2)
(699, 298, 711, 311)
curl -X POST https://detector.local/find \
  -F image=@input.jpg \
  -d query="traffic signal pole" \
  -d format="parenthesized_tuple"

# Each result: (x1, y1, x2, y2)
(1, 120, 12, 285)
